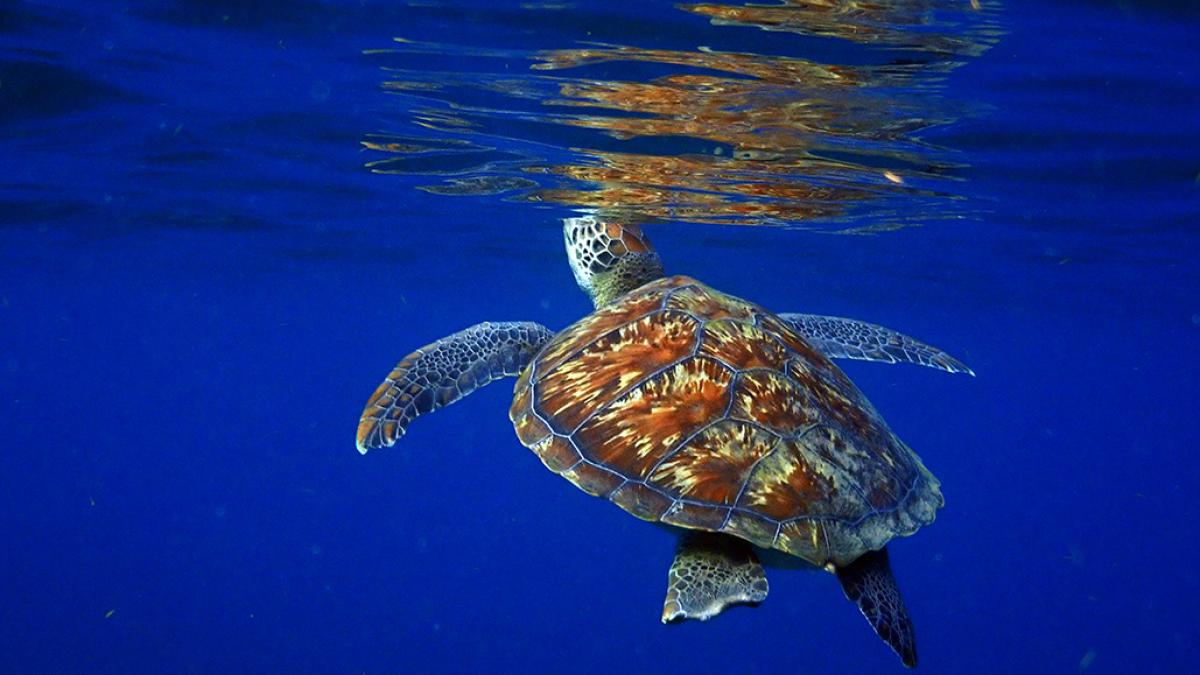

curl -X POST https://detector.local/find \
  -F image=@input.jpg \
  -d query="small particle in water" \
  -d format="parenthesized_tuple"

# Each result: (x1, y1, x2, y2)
(1190, 313, 1200, 326)
(104, 609, 116, 619)
(310, 544, 322, 555)
(213, 506, 227, 519)
(883, 170, 904, 184)
(1078, 648, 1097, 671)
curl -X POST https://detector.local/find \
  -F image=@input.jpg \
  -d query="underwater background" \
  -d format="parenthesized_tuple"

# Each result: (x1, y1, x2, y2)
(2, 0, 1198, 672)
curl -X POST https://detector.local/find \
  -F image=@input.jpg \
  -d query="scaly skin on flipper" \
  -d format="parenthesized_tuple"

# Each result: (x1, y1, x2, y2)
(778, 313, 973, 375)
(836, 547, 917, 668)
(662, 532, 769, 623)
(357, 321, 553, 453)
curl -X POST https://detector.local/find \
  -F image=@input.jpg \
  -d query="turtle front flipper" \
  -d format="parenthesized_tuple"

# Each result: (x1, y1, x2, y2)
(662, 532, 769, 623)
(836, 547, 918, 668)
(777, 312, 974, 375)
(357, 321, 554, 454)
(564, 215, 664, 308)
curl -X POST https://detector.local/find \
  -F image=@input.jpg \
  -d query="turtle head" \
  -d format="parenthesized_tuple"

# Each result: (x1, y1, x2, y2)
(564, 215, 664, 308)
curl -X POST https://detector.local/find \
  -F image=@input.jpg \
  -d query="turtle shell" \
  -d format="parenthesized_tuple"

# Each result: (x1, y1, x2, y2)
(509, 275, 942, 566)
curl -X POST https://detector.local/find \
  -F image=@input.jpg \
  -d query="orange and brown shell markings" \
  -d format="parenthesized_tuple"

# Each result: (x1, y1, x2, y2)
(529, 435, 582, 474)
(729, 369, 818, 435)
(510, 275, 943, 566)
(758, 313, 828, 364)
(666, 284, 755, 322)
(649, 420, 777, 505)
(609, 481, 675, 521)
(698, 319, 786, 370)
(510, 368, 551, 446)
(737, 436, 840, 521)
(536, 311, 700, 433)
(534, 284, 666, 375)
(575, 357, 733, 480)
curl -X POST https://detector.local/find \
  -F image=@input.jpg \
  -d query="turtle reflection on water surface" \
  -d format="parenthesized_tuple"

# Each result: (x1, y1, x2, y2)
(357, 216, 972, 668)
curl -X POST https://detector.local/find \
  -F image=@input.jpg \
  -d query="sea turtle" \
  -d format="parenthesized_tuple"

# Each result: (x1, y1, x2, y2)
(356, 216, 971, 667)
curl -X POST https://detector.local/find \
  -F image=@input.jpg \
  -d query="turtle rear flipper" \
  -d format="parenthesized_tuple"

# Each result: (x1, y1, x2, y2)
(662, 532, 769, 623)
(778, 312, 973, 375)
(836, 547, 918, 668)
(357, 321, 553, 453)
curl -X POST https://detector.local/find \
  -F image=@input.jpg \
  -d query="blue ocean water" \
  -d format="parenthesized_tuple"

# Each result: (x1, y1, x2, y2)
(2, 0, 1198, 672)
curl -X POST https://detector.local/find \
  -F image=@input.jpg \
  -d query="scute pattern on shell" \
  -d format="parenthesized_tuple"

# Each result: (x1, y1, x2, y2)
(509, 275, 942, 567)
